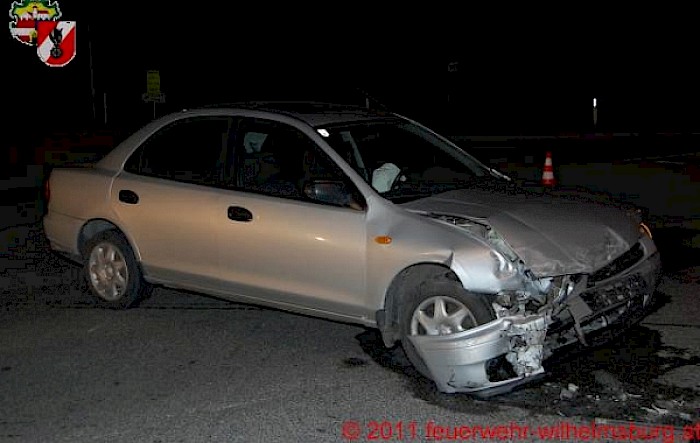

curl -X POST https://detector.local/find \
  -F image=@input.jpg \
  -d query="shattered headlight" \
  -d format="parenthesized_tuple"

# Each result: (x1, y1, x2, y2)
(535, 274, 580, 304)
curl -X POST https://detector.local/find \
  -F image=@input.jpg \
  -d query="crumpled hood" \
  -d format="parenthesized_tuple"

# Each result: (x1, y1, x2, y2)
(401, 187, 641, 276)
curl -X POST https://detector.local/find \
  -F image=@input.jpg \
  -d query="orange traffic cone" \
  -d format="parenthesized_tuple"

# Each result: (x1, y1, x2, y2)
(541, 151, 555, 187)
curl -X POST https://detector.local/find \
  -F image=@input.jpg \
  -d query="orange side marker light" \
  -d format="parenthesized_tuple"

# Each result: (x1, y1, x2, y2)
(374, 235, 392, 245)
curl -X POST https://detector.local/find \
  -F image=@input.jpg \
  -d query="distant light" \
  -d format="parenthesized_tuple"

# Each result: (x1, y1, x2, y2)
(317, 129, 329, 137)
(593, 98, 597, 107)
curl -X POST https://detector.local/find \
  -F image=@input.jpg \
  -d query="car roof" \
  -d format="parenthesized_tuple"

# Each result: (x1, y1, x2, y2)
(195, 101, 400, 127)
(97, 102, 406, 173)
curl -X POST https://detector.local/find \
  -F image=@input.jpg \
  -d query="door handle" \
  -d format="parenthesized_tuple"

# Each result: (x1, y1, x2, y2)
(227, 206, 253, 222)
(119, 189, 139, 204)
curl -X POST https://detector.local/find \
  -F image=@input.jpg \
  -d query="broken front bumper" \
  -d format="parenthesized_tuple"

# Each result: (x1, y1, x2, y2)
(408, 250, 662, 396)
(408, 314, 547, 395)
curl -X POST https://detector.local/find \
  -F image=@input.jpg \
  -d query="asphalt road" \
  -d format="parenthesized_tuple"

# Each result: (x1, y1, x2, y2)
(1, 223, 699, 442)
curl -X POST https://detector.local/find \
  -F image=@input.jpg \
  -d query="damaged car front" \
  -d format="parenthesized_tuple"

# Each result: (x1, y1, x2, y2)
(318, 115, 662, 396)
(403, 199, 661, 395)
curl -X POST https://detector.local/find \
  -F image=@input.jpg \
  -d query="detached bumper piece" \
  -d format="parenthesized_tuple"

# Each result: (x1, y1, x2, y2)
(408, 314, 547, 395)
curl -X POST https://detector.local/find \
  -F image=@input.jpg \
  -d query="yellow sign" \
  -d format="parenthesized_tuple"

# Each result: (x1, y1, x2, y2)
(146, 70, 160, 96)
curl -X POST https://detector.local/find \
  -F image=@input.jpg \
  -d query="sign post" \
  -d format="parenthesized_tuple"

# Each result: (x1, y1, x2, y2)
(143, 70, 165, 119)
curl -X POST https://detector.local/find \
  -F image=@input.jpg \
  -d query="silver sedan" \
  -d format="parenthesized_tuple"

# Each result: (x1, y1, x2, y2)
(43, 102, 662, 395)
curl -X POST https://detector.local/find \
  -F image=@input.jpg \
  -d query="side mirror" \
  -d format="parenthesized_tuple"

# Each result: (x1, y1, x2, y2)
(303, 180, 365, 210)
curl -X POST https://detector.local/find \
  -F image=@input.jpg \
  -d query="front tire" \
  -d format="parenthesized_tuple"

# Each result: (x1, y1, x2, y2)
(83, 230, 149, 309)
(400, 279, 495, 378)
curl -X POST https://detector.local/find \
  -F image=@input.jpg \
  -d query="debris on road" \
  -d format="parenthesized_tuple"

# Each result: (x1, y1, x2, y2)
(559, 383, 579, 401)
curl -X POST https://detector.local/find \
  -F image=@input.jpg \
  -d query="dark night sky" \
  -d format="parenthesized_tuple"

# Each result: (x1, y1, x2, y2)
(7, 6, 700, 137)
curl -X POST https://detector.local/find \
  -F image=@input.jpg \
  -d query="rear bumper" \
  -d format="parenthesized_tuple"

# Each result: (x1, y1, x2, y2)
(43, 211, 84, 258)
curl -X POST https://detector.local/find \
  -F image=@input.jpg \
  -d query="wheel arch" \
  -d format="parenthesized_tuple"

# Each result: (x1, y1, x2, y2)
(78, 219, 141, 261)
(377, 262, 461, 347)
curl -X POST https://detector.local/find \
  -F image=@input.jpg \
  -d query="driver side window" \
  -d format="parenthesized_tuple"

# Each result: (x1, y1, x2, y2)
(236, 119, 365, 209)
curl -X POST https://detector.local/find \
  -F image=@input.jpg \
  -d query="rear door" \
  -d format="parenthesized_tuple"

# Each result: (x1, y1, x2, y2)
(111, 115, 235, 285)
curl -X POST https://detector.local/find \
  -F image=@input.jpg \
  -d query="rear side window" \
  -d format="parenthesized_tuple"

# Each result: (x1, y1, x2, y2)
(124, 117, 232, 187)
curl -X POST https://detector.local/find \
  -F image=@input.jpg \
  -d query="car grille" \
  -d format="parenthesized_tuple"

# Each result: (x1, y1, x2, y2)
(580, 273, 648, 314)
(588, 242, 645, 284)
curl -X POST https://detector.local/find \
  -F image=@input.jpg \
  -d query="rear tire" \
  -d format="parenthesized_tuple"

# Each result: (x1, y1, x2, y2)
(83, 230, 150, 309)
(400, 279, 495, 378)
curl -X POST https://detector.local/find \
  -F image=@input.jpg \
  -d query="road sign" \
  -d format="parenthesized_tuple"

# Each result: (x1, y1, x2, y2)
(142, 92, 166, 103)
(146, 70, 160, 96)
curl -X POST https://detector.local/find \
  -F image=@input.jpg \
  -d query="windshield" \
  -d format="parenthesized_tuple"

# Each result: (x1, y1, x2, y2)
(316, 118, 504, 202)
